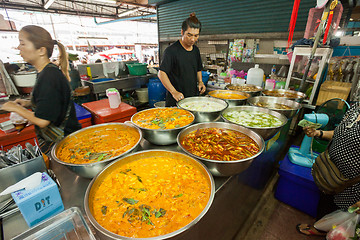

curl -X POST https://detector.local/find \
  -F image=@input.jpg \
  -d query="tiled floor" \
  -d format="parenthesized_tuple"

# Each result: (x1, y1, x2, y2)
(236, 172, 326, 240)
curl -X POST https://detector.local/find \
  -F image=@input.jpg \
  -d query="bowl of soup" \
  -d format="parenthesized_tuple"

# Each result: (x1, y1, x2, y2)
(248, 96, 302, 119)
(221, 106, 287, 141)
(177, 122, 265, 176)
(131, 107, 195, 145)
(226, 84, 263, 97)
(84, 150, 215, 240)
(177, 96, 228, 123)
(51, 123, 142, 178)
(208, 90, 250, 107)
(262, 89, 306, 102)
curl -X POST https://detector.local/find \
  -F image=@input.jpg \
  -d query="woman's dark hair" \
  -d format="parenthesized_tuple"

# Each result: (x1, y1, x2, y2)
(181, 12, 201, 33)
(20, 25, 70, 81)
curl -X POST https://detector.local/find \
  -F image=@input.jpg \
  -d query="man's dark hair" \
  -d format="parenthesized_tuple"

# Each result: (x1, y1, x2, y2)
(182, 12, 201, 33)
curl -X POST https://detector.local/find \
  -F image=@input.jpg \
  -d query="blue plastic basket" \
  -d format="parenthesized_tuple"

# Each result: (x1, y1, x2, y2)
(202, 71, 211, 85)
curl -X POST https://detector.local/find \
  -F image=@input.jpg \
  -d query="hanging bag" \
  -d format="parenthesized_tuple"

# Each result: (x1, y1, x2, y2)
(312, 147, 360, 195)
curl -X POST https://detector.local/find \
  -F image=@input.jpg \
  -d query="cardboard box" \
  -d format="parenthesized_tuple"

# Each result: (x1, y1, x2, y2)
(11, 172, 64, 227)
(316, 81, 352, 108)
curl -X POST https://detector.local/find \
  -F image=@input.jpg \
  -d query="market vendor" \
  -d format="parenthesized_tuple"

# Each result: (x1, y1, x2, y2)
(158, 12, 206, 107)
(1, 25, 81, 154)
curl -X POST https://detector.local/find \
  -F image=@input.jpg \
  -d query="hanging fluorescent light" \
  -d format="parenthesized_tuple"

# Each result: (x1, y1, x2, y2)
(117, 9, 138, 18)
(44, 0, 56, 9)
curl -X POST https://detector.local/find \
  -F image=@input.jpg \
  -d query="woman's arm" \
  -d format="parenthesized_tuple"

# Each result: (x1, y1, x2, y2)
(14, 99, 31, 108)
(303, 126, 334, 141)
(1, 101, 50, 128)
(158, 70, 184, 101)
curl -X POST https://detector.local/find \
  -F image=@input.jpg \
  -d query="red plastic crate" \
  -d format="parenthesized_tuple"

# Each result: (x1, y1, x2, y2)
(81, 99, 137, 125)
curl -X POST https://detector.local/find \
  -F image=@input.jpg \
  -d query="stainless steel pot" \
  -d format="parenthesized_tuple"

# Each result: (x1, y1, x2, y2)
(221, 106, 287, 141)
(225, 84, 263, 97)
(248, 96, 302, 119)
(177, 122, 265, 176)
(51, 123, 142, 178)
(84, 150, 215, 240)
(262, 89, 306, 102)
(130, 107, 195, 145)
(177, 96, 228, 123)
(208, 90, 250, 107)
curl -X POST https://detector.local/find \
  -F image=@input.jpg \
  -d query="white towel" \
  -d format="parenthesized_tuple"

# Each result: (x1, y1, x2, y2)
(103, 62, 119, 78)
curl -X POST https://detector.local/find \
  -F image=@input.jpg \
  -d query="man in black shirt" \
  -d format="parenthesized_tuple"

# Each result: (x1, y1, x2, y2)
(158, 13, 206, 107)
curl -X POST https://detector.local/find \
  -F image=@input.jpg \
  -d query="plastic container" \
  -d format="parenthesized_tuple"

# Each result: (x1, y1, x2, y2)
(126, 63, 148, 76)
(74, 103, 92, 128)
(275, 150, 321, 217)
(148, 78, 166, 107)
(202, 71, 211, 86)
(246, 64, 264, 87)
(12, 207, 96, 240)
(265, 79, 276, 90)
(106, 88, 121, 109)
(135, 88, 149, 103)
(275, 81, 286, 89)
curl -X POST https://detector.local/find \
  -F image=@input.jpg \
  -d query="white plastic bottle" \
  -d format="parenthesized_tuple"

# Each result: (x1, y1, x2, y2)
(106, 88, 121, 108)
(247, 64, 264, 87)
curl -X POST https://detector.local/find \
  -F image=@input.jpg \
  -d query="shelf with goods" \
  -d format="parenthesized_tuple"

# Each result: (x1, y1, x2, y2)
(285, 46, 333, 105)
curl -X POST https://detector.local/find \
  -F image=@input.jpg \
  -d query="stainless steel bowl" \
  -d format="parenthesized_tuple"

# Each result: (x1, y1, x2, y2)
(177, 122, 265, 176)
(51, 123, 142, 178)
(208, 90, 250, 107)
(221, 106, 287, 141)
(225, 84, 263, 97)
(130, 107, 195, 145)
(262, 89, 306, 102)
(248, 96, 302, 119)
(84, 150, 215, 240)
(177, 96, 228, 123)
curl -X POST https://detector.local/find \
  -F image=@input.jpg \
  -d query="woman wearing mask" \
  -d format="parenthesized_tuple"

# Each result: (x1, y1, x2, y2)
(1, 25, 81, 153)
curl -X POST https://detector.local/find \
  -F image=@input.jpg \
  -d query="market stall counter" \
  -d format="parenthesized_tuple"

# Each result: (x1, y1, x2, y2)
(2, 125, 290, 240)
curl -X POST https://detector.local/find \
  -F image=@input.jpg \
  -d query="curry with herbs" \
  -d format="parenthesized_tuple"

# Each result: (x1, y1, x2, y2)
(56, 125, 140, 164)
(180, 128, 260, 161)
(90, 155, 211, 238)
(132, 108, 194, 129)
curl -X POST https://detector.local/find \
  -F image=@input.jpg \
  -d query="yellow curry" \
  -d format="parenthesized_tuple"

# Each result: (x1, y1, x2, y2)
(209, 91, 247, 100)
(56, 125, 140, 164)
(132, 108, 194, 130)
(90, 156, 211, 238)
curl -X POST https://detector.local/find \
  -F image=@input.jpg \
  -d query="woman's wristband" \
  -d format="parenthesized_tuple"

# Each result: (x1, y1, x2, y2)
(318, 130, 323, 139)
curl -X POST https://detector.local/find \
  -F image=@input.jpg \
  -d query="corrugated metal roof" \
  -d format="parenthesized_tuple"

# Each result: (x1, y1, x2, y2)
(158, 0, 315, 40)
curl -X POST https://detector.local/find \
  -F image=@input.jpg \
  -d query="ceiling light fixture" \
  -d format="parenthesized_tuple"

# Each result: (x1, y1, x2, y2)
(92, 0, 117, 4)
(44, 0, 56, 9)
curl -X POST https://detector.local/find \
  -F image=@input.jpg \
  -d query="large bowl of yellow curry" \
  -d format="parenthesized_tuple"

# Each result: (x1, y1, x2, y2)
(131, 107, 195, 145)
(51, 123, 142, 178)
(84, 150, 215, 240)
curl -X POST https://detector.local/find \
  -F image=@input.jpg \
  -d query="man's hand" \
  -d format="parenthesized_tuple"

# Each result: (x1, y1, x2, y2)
(171, 91, 185, 102)
(198, 81, 206, 94)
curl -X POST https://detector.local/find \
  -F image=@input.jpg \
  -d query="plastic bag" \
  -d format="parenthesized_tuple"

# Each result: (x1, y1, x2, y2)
(326, 214, 360, 240)
(9, 112, 27, 125)
(315, 210, 356, 232)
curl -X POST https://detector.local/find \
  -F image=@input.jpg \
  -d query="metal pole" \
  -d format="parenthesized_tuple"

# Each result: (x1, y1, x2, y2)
(299, 1, 332, 92)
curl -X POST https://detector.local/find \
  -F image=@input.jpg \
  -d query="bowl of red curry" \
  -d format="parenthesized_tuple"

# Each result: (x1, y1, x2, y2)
(177, 122, 265, 176)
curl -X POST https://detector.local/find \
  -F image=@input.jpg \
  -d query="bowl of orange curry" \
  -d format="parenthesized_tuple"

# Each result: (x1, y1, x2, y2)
(51, 123, 142, 178)
(131, 107, 195, 145)
(208, 90, 250, 107)
(84, 150, 215, 240)
(177, 122, 265, 176)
